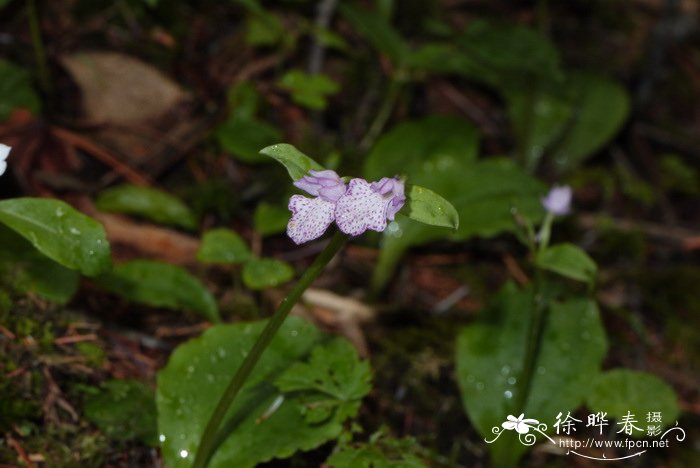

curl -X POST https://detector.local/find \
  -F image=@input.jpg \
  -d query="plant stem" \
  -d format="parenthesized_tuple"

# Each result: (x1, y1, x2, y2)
(514, 272, 549, 414)
(359, 78, 401, 151)
(192, 231, 347, 468)
(27, 0, 52, 97)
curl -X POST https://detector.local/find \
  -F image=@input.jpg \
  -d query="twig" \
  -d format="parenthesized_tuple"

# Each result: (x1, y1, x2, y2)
(51, 127, 151, 186)
(308, 0, 340, 75)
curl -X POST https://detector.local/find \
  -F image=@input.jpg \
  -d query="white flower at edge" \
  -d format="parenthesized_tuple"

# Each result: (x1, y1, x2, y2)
(502, 413, 540, 434)
(0, 143, 11, 176)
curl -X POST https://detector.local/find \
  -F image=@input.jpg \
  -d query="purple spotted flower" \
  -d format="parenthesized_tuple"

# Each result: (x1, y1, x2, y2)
(0, 144, 10, 176)
(541, 185, 572, 216)
(335, 177, 405, 237)
(293, 169, 346, 203)
(287, 170, 347, 245)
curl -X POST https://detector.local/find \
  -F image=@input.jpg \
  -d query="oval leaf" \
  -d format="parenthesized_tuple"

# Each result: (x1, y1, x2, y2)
(587, 369, 679, 436)
(405, 184, 459, 229)
(157, 316, 371, 467)
(456, 283, 607, 465)
(259, 144, 324, 181)
(536, 243, 597, 285)
(96, 184, 197, 230)
(0, 198, 111, 276)
(96, 260, 219, 322)
(254, 202, 290, 237)
(242, 257, 294, 290)
(216, 117, 282, 164)
(197, 228, 252, 264)
(0, 60, 41, 120)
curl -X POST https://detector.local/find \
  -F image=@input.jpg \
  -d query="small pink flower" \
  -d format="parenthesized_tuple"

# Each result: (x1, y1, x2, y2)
(293, 169, 346, 203)
(502, 414, 539, 434)
(0, 144, 11, 176)
(541, 185, 572, 216)
(334, 177, 405, 236)
(287, 195, 336, 245)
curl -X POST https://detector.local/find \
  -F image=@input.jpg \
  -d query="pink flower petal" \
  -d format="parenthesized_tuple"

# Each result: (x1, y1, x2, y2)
(334, 179, 388, 236)
(287, 195, 336, 244)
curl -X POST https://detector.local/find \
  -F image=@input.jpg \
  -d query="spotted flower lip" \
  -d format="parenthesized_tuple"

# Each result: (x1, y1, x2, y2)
(335, 177, 406, 237)
(287, 171, 406, 244)
(0, 144, 10, 176)
(293, 169, 346, 203)
(541, 185, 572, 216)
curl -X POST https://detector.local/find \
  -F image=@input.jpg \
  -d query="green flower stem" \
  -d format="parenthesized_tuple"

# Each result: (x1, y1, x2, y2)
(27, 0, 52, 97)
(515, 271, 549, 415)
(192, 230, 347, 468)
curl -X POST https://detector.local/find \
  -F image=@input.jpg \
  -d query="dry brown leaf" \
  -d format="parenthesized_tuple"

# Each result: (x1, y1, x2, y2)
(61, 52, 188, 126)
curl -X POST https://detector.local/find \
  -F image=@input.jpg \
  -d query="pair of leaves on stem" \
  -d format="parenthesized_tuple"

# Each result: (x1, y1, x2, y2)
(260, 143, 459, 232)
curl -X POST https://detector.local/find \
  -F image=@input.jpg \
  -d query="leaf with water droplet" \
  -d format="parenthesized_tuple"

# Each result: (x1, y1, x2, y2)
(0, 198, 111, 276)
(96, 260, 219, 322)
(157, 316, 371, 467)
(455, 282, 607, 465)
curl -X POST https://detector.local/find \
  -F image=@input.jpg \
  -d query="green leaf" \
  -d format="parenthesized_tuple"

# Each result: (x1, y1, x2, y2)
(246, 12, 284, 46)
(254, 202, 289, 236)
(157, 316, 371, 467)
(365, 117, 544, 290)
(0, 198, 111, 276)
(197, 228, 252, 264)
(242, 257, 294, 290)
(404, 184, 458, 229)
(0, 224, 80, 303)
(96, 260, 219, 322)
(536, 243, 597, 285)
(259, 143, 324, 181)
(96, 184, 197, 230)
(0, 60, 41, 121)
(456, 21, 562, 90)
(216, 116, 282, 164)
(550, 72, 630, 172)
(587, 369, 679, 436)
(505, 82, 574, 172)
(328, 433, 427, 468)
(456, 283, 607, 465)
(84, 379, 157, 446)
(278, 70, 339, 110)
(226, 81, 260, 120)
(339, 4, 409, 67)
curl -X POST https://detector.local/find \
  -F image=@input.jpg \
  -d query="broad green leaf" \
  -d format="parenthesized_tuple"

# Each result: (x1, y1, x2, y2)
(242, 257, 293, 290)
(259, 144, 324, 181)
(404, 184, 458, 229)
(339, 4, 409, 67)
(278, 70, 339, 110)
(456, 283, 607, 465)
(364, 116, 479, 181)
(0, 224, 80, 303)
(84, 379, 157, 446)
(536, 243, 597, 285)
(328, 434, 427, 468)
(456, 21, 562, 90)
(96, 260, 219, 322)
(254, 202, 289, 236)
(96, 184, 197, 230)
(0, 60, 41, 121)
(16, 258, 80, 304)
(550, 73, 630, 172)
(365, 116, 544, 290)
(226, 81, 260, 120)
(157, 316, 371, 467)
(216, 117, 282, 164)
(246, 12, 284, 46)
(505, 82, 574, 172)
(197, 228, 252, 264)
(587, 369, 679, 435)
(0, 198, 111, 276)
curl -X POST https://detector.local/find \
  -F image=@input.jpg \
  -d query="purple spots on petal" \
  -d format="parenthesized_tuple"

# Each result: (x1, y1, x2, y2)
(287, 195, 336, 244)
